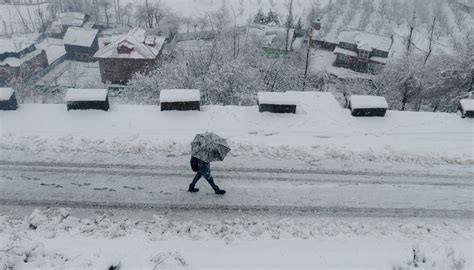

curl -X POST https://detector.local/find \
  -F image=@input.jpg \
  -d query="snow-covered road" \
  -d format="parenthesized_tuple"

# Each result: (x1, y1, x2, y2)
(1, 160, 472, 219)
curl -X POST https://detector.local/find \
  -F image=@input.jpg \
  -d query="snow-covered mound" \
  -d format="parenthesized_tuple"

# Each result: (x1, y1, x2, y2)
(0, 92, 472, 165)
(0, 208, 472, 269)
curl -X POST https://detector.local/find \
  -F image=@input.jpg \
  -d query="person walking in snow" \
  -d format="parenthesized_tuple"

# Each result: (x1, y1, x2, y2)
(189, 132, 230, 195)
(189, 156, 226, 195)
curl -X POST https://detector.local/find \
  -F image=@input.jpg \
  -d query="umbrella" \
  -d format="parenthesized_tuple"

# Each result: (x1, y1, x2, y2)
(191, 132, 231, 162)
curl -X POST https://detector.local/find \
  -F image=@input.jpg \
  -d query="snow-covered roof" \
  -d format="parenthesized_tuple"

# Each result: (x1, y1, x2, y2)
(59, 12, 87, 27)
(350, 95, 388, 109)
(63, 27, 98, 47)
(94, 28, 165, 59)
(0, 37, 33, 54)
(258, 92, 296, 105)
(160, 89, 201, 103)
(370, 56, 388, 64)
(459, 99, 474, 111)
(0, 49, 42, 67)
(48, 21, 63, 34)
(0, 87, 14, 101)
(338, 31, 392, 52)
(65, 88, 108, 102)
(334, 46, 357, 57)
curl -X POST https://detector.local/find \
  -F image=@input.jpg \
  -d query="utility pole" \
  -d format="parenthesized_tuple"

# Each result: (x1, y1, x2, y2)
(303, 18, 320, 91)
(285, 0, 293, 55)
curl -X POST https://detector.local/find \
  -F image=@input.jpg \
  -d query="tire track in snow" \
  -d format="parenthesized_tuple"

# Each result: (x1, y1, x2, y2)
(0, 198, 471, 219)
(0, 160, 471, 179)
(0, 163, 472, 187)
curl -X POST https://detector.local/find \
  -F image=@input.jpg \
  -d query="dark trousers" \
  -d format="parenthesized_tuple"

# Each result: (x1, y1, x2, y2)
(191, 170, 218, 190)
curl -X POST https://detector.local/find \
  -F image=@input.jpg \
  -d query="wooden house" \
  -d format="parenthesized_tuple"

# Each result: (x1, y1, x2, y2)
(64, 27, 99, 62)
(94, 27, 166, 84)
(0, 37, 48, 86)
(262, 27, 294, 57)
(59, 12, 89, 33)
(333, 31, 393, 74)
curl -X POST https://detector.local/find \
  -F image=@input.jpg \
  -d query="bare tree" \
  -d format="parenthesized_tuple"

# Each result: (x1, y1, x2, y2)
(98, 0, 112, 27)
(424, 17, 436, 64)
(284, 0, 293, 55)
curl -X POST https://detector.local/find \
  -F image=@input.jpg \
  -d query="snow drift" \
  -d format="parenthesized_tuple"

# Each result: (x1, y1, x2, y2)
(0, 92, 472, 165)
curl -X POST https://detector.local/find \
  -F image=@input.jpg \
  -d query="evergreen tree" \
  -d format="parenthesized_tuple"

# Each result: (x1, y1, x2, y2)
(254, 9, 266, 25)
(267, 10, 280, 25)
(295, 17, 303, 37)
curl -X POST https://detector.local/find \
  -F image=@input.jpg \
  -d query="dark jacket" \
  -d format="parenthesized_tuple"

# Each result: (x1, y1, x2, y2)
(197, 159, 210, 173)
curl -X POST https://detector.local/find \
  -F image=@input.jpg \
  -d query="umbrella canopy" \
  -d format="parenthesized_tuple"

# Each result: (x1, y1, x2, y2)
(191, 132, 231, 162)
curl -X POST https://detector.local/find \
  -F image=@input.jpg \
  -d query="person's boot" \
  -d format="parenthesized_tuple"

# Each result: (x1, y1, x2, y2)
(214, 186, 226, 195)
(188, 184, 199, 192)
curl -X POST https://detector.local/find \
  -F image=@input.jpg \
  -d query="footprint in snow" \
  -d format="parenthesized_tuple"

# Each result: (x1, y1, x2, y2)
(5, 176, 13, 180)
(21, 176, 31, 180)
(93, 187, 108, 191)
(263, 132, 278, 136)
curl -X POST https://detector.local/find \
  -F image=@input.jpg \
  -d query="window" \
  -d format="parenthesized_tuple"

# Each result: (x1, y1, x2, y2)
(358, 50, 370, 59)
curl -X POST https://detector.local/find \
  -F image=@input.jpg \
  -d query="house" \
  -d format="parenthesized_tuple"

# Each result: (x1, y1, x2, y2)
(174, 31, 216, 42)
(46, 12, 90, 38)
(63, 27, 99, 62)
(59, 12, 89, 32)
(0, 37, 48, 85)
(94, 27, 166, 84)
(333, 31, 393, 74)
(263, 27, 294, 57)
(45, 21, 64, 39)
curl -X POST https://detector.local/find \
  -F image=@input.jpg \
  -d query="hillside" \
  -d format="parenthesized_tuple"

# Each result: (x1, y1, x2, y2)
(1, 0, 472, 58)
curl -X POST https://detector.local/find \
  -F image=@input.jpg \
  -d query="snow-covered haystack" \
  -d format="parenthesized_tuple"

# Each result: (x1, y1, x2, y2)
(0, 91, 472, 165)
(160, 89, 201, 111)
(458, 99, 474, 119)
(349, 95, 388, 117)
(0, 88, 18, 111)
(258, 92, 297, 114)
(65, 88, 109, 111)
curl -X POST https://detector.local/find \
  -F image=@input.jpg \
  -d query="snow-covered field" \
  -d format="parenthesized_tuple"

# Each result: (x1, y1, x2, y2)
(0, 208, 472, 269)
(1, 92, 472, 166)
